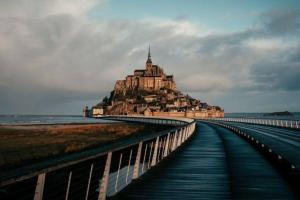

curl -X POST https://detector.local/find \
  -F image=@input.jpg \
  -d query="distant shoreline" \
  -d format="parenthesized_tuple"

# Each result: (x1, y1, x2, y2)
(0, 121, 117, 126)
(263, 111, 293, 116)
(0, 115, 110, 125)
(225, 112, 300, 114)
(224, 112, 300, 120)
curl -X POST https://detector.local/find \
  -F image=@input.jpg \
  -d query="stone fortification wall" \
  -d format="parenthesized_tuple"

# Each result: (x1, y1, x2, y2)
(145, 110, 224, 119)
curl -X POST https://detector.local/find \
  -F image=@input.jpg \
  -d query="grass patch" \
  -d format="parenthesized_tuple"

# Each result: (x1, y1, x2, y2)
(0, 122, 169, 170)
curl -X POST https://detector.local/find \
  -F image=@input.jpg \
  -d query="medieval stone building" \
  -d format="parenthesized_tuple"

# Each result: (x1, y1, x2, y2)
(84, 46, 224, 119)
(114, 46, 176, 93)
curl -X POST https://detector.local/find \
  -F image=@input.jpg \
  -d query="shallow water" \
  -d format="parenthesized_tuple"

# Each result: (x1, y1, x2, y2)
(0, 115, 111, 125)
(225, 112, 300, 120)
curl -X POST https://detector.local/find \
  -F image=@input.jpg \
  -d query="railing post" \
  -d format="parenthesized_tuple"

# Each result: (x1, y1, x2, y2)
(115, 153, 123, 193)
(176, 129, 181, 148)
(293, 121, 295, 129)
(193, 122, 196, 134)
(125, 149, 132, 185)
(168, 133, 173, 152)
(34, 172, 46, 200)
(141, 144, 148, 173)
(151, 137, 160, 167)
(161, 137, 167, 159)
(156, 138, 162, 163)
(65, 171, 72, 200)
(183, 126, 187, 141)
(182, 127, 187, 143)
(147, 142, 153, 169)
(184, 126, 188, 142)
(190, 123, 193, 136)
(171, 131, 177, 151)
(98, 152, 112, 200)
(190, 123, 193, 137)
(85, 164, 94, 200)
(177, 128, 183, 147)
(182, 128, 186, 142)
(178, 128, 182, 146)
(161, 138, 166, 159)
(132, 142, 143, 179)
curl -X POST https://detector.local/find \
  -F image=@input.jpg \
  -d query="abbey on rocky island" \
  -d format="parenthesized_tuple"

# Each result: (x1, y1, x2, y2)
(83, 46, 224, 119)
(114, 46, 176, 93)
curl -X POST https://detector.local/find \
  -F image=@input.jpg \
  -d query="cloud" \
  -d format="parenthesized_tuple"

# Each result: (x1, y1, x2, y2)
(259, 8, 300, 37)
(0, 2, 299, 114)
(0, 0, 99, 18)
(249, 46, 300, 91)
(178, 74, 231, 93)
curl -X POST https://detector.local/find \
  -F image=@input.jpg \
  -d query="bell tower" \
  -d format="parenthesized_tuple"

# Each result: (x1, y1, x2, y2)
(146, 45, 152, 71)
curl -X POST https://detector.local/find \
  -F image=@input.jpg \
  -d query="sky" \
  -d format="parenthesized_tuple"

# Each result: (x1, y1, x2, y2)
(0, 0, 300, 114)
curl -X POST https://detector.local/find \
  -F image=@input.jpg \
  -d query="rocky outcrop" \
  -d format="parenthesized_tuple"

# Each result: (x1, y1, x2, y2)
(86, 47, 224, 119)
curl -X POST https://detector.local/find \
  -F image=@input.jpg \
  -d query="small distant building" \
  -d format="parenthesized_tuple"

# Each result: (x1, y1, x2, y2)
(136, 104, 148, 114)
(144, 107, 152, 116)
(83, 106, 91, 117)
(144, 95, 157, 103)
(92, 105, 104, 117)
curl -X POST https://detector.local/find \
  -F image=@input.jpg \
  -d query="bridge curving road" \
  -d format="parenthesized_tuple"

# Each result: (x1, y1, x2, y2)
(113, 122, 298, 200)
(221, 122, 300, 169)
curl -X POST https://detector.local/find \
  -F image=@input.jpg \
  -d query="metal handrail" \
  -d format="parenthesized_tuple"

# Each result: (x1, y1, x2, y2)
(210, 117, 300, 129)
(0, 116, 196, 200)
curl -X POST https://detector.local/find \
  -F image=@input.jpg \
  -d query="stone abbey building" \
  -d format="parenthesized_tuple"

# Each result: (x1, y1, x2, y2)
(114, 46, 176, 93)
(83, 47, 224, 119)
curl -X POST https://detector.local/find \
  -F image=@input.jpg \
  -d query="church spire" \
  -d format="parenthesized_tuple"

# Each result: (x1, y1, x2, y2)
(146, 44, 152, 64)
(148, 44, 151, 59)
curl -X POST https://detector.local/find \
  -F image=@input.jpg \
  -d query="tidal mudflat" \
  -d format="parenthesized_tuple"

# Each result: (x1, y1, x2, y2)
(0, 123, 168, 170)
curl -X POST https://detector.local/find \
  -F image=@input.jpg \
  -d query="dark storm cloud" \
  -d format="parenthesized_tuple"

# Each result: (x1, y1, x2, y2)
(0, 1, 299, 114)
(249, 46, 300, 91)
(289, 46, 300, 62)
(260, 8, 300, 36)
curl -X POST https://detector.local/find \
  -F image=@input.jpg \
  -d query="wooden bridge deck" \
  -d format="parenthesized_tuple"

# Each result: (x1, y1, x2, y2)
(113, 122, 297, 200)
